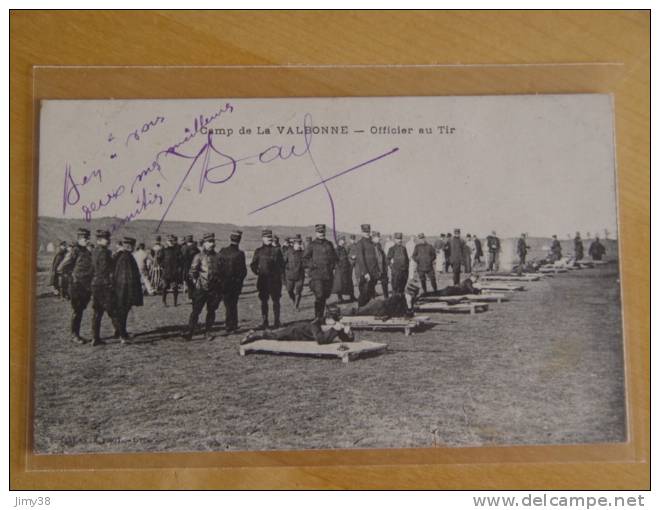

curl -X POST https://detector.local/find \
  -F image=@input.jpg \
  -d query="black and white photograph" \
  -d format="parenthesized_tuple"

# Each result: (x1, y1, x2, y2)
(33, 94, 625, 454)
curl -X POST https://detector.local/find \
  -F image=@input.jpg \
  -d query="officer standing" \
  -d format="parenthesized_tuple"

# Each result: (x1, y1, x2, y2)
(574, 232, 584, 261)
(149, 235, 163, 291)
(434, 234, 446, 273)
(159, 234, 182, 307)
(284, 234, 306, 310)
(217, 230, 248, 334)
(113, 237, 144, 342)
(90, 229, 116, 346)
(250, 229, 284, 329)
(57, 228, 93, 344)
(354, 224, 380, 306)
(303, 224, 337, 320)
(387, 232, 409, 295)
(49, 241, 68, 297)
(516, 233, 530, 275)
(443, 233, 452, 273)
(449, 228, 468, 285)
(588, 236, 606, 260)
(412, 233, 437, 294)
(181, 234, 200, 299)
(550, 234, 562, 262)
(185, 233, 222, 341)
(332, 235, 355, 303)
(486, 231, 501, 272)
(372, 231, 389, 299)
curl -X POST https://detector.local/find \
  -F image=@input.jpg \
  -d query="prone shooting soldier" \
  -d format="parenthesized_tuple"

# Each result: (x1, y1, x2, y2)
(284, 234, 305, 310)
(303, 224, 337, 320)
(250, 229, 285, 329)
(90, 229, 117, 346)
(57, 228, 93, 344)
(217, 230, 248, 334)
(387, 232, 409, 295)
(184, 233, 222, 341)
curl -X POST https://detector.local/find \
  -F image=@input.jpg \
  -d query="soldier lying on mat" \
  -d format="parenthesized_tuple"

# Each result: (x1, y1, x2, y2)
(421, 274, 482, 297)
(240, 305, 354, 346)
(339, 281, 420, 320)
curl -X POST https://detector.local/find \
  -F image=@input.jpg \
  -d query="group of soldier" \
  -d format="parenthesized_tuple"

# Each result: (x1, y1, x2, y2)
(48, 224, 609, 346)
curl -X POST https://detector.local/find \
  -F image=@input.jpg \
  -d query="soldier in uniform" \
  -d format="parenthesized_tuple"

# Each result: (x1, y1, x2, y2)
(574, 232, 584, 261)
(159, 234, 182, 307)
(516, 233, 530, 275)
(354, 223, 380, 307)
(387, 232, 409, 295)
(184, 233, 222, 341)
(434, 234, 446, 273)
(448, 228, 469, 285)
(473, 235, 484, 266)
(113, 237, 144, 342)
(550, 234, 562, 262)
(280, 237, 291, 257)
(250, 229, 284, 329)
(57, 228, 93, 344)
(149, 235, 163, 291)
(217, 230, 247, 334)
(412, 233, 437, 294)
(283, 234, 305, 310)
(332, 235, 355, 303)
(340, 281, 420, 320)
(443, 233, 453, 273)
(241, 306, 354, 346)
(372, 231, 389, 299)
(589, 236, 606, 260)
(49, 241, 68, 297)
(486, 231, 501, 271)
(90, 229, 117, 346)
(181, 234, 200, 299)
(303, 224, 337, 320)
(347, 234, 359, 290)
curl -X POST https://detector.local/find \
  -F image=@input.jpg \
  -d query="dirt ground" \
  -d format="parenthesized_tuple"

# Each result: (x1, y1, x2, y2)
(32, 258, 626, 453)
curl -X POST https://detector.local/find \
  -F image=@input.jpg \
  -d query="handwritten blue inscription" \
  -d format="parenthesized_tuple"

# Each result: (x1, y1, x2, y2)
(61, 102, 399, 237)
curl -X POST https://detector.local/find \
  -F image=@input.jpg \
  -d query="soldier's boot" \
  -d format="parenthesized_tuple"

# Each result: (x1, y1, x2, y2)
(91, 311, 103, 345)
(295, 293, 302, 311)
(258, 300, 269, 330)
(272, 300, 281, 329)
(420, 280, 428, 295)
(383, 285, 390, 299)
(70, 311, 86, 344)
(172, 288, 179, 307)
(162, 290, 168, 307)
(314, 300, 324, 320)
(183, 314, 197, 341)
(288, 290, 296, 303)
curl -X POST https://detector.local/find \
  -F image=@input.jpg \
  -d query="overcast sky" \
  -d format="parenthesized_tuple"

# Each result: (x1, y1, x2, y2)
(39, 95, 618, 238)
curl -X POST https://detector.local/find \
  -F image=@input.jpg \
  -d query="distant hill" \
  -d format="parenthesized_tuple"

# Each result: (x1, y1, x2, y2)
(36, 216, 619, 260)
(36, 216, 354, 252)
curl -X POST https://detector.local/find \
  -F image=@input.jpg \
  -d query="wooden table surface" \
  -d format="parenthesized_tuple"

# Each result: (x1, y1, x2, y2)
(10, 10, 649, 489)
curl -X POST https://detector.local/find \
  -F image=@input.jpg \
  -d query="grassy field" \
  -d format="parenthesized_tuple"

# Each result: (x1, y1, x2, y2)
(32, 256, 626, 453)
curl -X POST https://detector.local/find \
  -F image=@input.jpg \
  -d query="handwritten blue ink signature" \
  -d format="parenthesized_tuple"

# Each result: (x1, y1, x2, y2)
(157, 112, 399, 240)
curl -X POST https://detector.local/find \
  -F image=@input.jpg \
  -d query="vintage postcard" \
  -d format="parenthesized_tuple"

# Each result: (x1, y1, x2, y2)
(34, 95, 624, 453)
